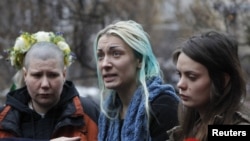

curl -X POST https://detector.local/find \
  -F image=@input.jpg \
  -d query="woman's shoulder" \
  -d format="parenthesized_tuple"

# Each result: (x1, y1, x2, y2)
(149, 93, 179, 140)
(151, 92, 179, 105)
(150, 93, 179, 119)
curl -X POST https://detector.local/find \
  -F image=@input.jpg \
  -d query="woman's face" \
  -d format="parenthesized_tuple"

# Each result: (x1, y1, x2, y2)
(97, 35, 141, 92)
(176, 52, 211, 111)
(23, 58, 65, 112)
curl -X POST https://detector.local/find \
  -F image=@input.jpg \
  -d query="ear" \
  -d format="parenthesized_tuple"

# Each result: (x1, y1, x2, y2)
(137, 58, 142, 69)
(22, 67, 27, 77)
(63, 67, 67, 80)
(22, 67, 27, 82)
(224, 73, 230, 88)
(137, 63, 142, 69)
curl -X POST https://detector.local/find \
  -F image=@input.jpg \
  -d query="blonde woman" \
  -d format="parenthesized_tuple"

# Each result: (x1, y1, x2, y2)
(94, 20, 180, 141)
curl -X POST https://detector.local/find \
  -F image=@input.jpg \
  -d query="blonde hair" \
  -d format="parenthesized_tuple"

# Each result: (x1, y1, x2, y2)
(93, 20, 162, 130)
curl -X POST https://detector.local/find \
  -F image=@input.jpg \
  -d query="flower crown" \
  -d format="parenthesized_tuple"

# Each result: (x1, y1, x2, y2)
(8, 31, 75, 69)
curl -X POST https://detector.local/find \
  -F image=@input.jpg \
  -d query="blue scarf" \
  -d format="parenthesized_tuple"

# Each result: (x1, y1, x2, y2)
(98, 76, 179, 141)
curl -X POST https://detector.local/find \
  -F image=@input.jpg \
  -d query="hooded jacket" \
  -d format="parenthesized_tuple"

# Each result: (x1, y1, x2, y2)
(0, 81, 99, 141)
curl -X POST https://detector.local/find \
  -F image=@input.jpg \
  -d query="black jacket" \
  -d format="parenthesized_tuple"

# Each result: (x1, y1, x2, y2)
(150, 93, 179, 141)
(0, 81, 99, 140)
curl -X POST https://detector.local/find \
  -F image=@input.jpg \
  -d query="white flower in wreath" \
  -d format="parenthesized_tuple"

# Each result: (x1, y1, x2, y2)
(57, 41, 71, 54)
(33, 31, 52, 42)
(13, 37, 28, 52)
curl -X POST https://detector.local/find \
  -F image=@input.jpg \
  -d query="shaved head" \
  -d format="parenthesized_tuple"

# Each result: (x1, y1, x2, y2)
(24, 42, 64, 69)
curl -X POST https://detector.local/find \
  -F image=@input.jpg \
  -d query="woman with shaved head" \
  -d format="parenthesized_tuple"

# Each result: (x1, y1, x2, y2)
(0, 31, 99, 141)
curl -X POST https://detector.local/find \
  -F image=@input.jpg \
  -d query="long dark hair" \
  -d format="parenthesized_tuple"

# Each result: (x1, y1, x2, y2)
(172, 31, 246, 140)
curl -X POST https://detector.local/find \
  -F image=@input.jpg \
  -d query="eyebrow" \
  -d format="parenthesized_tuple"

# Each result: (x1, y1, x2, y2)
(97, 46, 121, 51)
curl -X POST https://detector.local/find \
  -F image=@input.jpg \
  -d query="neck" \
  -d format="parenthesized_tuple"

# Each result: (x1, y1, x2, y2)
(117, 83, 139, 119)
(118, 93, 132, 119)
(29, 100, 50, 116)
(117, 81, 138, 104)
(197, 104, 210, 119)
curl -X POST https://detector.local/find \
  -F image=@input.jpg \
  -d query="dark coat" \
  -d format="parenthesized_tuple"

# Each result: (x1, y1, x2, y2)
(150, 93, 179, 140)
(0, 81, 99, 141)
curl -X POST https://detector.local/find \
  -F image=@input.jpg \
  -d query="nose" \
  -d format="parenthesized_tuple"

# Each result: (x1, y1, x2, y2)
(41, 76, 50, 88)
(177, 77, 186, 92)
(100, 56, 112, 68)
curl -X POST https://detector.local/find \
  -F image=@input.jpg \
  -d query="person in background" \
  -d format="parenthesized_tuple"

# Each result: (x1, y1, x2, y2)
(0, 31, 99, 141)
(167, 31, 250, 141)
(93, 20, 180, 141)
